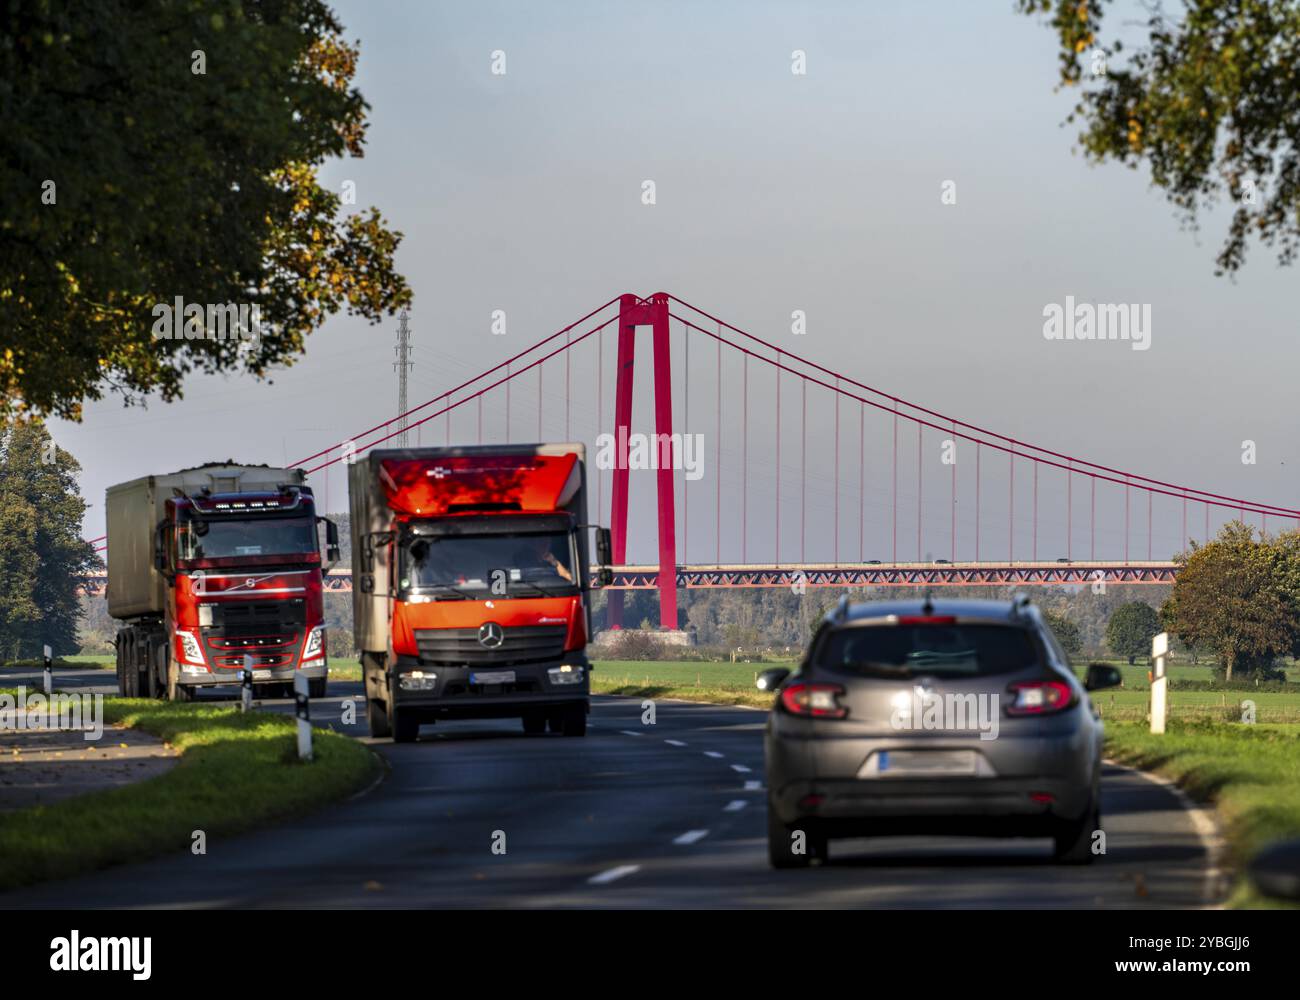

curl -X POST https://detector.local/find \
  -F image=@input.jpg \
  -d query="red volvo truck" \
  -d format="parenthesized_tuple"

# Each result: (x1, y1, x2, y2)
(106, 464, 340, 700)
(349, 443, 612, 741)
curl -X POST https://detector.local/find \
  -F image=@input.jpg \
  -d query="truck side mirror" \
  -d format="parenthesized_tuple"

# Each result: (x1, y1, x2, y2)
(597, 526, 612, 567)
(322, 517, 341, 563)
(597, 566, 613, 588)
(153, 522, 172, 578)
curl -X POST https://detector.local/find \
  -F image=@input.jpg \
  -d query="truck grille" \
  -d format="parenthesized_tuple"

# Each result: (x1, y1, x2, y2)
(212, 600, 306, 632)
(203, 599, 306, 669)
(414, 625, 567, 665)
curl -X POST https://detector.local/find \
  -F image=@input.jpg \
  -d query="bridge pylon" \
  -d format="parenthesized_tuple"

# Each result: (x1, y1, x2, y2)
(607, 292, 678, 630)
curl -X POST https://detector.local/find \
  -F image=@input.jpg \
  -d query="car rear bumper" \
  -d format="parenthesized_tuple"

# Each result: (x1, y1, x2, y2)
(767, 728, 1096, 827)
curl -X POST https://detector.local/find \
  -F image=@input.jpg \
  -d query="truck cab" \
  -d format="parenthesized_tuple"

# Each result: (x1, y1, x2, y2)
(163, 488, 337, 698)
(107, 465, 340, 701)
(350, 444, 611, 742)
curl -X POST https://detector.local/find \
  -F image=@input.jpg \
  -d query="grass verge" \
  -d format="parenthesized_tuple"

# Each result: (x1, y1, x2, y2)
(1104, 720, 1300, 908)
(0, 699, 381, 893)
(590, 659, 782, 708)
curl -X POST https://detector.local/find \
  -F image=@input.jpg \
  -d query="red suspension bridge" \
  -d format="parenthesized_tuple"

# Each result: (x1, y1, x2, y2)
(86, 292, 1300, 629)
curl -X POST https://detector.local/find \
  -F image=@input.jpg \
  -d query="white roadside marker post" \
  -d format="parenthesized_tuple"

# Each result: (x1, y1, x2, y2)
(42, 644, 52, 697)
(241, 653, 254, 713)
(294, 672, 313, 762)
(1150, 631, 1168, 735)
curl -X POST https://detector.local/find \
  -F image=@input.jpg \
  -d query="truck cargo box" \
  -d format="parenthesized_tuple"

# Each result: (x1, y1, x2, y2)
(106, 464, 306, 620)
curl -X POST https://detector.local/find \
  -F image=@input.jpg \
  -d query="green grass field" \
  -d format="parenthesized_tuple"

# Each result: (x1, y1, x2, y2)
(0, 698, 380, 892)
(1, 654, 116, 671)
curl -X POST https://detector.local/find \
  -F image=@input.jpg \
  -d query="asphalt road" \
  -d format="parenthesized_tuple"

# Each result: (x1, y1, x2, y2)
(0, 669, 1217, 908)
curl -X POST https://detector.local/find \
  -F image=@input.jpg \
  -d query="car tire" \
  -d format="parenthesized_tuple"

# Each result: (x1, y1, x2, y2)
(1053, 790, 1101, 865)
(522, 713, 547, 735)
(367, 698, 392, 738)
(767, 797, 820, 869)
(560, 704, 587, 737)
(391, 707, 420, 743)
(309, 677, 327, 699)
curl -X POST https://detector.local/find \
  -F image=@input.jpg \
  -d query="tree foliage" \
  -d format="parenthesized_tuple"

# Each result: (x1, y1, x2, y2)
(1019, 0, 1300, 273)
(0, 0, 411, 420)
(1162, 521, 1299, 680)
(0, 422, 100, 658)
(1105, 600, 1161, 664)
(1042, 609, 1083, 656)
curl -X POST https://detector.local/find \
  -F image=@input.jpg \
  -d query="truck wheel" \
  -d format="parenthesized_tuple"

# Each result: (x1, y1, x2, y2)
(522, 713, 547, 735)
(122, 632, 139, 697)
(560, 704, 587, 737)
(366, 698, 392, 738)
(115, 637, 128, 696)
(147, 638, 166, 699)
(391, 708, 419, 743)
(309, 677, 327, 699)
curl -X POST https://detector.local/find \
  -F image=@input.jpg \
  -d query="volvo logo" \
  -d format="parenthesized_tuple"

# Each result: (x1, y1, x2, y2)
(478, 622, 505, 649)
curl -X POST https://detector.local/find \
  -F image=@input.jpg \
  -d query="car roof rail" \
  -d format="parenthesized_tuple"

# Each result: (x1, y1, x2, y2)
(830, 593, 851, 624)
(1010, 592, 1034, 620)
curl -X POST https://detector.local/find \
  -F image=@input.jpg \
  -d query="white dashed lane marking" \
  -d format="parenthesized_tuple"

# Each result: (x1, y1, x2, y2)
(664, 739, 687, 747)
(723, 800, 747, 812)
(673, 829, 710, 845)
(588, 865, 641, 885)
(703, 751, 724, 759)
(730, 764, 752, 773)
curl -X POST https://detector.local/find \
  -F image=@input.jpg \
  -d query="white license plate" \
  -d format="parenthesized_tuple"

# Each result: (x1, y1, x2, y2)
(878, 749, 977, 776)
(253, 669, 274, 680)
(470, 670, 515, 685)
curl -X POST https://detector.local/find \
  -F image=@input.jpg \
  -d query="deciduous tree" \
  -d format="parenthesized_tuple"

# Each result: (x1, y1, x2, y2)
(0, 1, 411, 420)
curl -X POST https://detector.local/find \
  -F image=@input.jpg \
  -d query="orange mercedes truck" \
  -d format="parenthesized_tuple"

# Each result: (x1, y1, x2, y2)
(349, 443, 613, 741)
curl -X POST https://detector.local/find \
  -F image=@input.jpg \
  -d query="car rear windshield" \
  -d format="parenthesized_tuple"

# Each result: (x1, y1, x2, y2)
(817, 623, 1041, 678)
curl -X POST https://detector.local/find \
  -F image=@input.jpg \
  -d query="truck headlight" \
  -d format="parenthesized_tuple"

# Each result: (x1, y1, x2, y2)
(547, 665, 585, 685)
(178, 630, 205, 666)
(303, 626, 325, 659)
(399, 670, 437, 691)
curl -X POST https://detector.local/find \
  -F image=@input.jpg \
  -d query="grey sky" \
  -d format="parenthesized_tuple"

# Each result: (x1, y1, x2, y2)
(59, 0, 1299, 565)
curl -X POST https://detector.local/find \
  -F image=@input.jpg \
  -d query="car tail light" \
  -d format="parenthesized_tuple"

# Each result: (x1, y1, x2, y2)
(780, 683, 848, 719)
(1006, 680, 1076, 716)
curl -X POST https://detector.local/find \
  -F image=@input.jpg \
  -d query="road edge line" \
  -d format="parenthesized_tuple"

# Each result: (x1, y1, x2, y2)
(1103, 756, 1228, 909)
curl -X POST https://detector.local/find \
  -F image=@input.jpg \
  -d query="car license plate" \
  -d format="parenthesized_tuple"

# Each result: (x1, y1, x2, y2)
(471, 670, 515, 685)
(877, 749, 977, 776)
(253, 669, 273, 680)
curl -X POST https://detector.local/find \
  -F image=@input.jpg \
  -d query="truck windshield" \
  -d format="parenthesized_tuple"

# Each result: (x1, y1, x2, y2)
(401, 531, 578, 597)
(177, 515, 318, 561)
